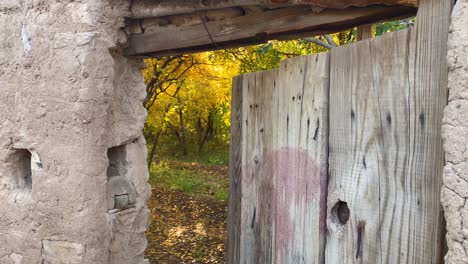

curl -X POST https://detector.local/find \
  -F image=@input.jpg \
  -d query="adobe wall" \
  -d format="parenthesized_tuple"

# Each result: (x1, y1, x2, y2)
(443, 0, 468, 263)
(0, 1, 150, 263)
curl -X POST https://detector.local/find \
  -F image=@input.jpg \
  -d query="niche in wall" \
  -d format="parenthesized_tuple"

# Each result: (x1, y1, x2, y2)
(10, 149, 32, 192)
(0, 148, 36, 201)
(106, 145, 136, 212)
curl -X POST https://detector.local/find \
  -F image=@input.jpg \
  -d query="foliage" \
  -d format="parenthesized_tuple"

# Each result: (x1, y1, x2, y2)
(211, 31, 354, 74)
(375, 17, 415, 36)
(155, 144, 230, 166)
(215, 40, 324, 73)
(149, 160, 229, 201)
(144, 53, 237, 163)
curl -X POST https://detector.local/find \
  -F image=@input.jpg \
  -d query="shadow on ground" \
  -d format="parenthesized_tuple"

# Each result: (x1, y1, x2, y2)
(145, 161, 228, 263)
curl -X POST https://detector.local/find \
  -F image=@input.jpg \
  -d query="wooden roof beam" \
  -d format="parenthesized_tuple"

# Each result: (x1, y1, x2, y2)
(126, 5, 416, 57)
(130, 0, 418, 18)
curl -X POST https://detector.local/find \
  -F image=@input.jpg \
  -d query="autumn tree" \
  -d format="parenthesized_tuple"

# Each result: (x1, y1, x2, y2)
(143, 55, 201, 167)
(144, 52, 235, 166)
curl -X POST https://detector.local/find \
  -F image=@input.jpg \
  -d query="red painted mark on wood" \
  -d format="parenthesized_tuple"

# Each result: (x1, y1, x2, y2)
(253, 147, 327, 260)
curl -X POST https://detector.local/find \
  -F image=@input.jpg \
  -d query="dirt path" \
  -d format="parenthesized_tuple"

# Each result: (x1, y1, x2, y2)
(145, 186, 227, 263)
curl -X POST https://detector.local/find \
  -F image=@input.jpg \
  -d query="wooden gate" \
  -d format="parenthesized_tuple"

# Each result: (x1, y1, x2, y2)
(227, 0, 452, 263)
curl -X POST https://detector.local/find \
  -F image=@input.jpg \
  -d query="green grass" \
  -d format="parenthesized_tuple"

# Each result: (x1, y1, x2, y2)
(149, 161, 229, 201)
(156, 150, 229, 166)
(214, 189, 229, 201)
(151, 141, 230, 166)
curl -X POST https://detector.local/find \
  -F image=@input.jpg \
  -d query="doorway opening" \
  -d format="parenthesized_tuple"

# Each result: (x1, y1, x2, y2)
(134, 8, 416, 261)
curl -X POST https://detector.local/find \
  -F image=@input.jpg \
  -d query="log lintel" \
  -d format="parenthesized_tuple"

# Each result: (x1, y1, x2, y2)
(126, 5, 416, 57)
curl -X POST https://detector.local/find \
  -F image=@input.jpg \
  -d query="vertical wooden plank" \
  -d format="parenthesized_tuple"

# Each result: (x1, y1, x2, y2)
(228, 52, 330, 264)
(255, 70, 278, 264)
(274, 53, 330, 264)
(228, 75, 244, 264)
(406, 0, 453, 262)
(300, 53, 330, 264)
(239, 72, 260, 264)
(326, 0, 452, 262)
(327, 33, 384, 264)
(237, 69, 279, 263)
(373, 29, 416, 264)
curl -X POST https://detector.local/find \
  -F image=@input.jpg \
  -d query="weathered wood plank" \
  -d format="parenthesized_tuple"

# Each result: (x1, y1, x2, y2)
(273, 52, 329, 264)
(227, 76, 244, 264)
(254, 70, 278, 263)
(327, 30, 387, 264)
(233, 69, 278, 263)
(228, 53, 329, 263)
(130, 0, 418, 18)
(326, 0, 452, 259)
(240, 72, 274, 263)
(405, 0, 453, 261)
(127, 6, 415, 57)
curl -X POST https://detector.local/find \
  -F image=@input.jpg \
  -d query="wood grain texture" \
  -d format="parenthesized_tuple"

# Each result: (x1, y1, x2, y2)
(406, 0, 453, 261)
(227, 53, 329, 263)
(238, 69, 278, 264)
(327, 28, 412, 264)
(326, 0, 452, 260)
(273, 53, 329, 264)
(227, 76, 244, 264)
(130, 0, 418, 18)
(127, 6, 416, 57)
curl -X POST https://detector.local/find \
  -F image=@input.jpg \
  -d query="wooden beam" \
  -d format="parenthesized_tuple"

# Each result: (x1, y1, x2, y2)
(126, 5, 416, 57)
(130, 0, 418, 18)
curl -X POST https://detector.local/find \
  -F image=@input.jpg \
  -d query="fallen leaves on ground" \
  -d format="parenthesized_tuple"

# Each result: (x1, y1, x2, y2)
(145, 184, 227, 263)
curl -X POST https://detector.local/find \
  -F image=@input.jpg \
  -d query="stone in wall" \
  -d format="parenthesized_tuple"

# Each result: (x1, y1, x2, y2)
(0, 1, 150, 263)
(443, 0, 468, 263)
(41, 240, 85, 264)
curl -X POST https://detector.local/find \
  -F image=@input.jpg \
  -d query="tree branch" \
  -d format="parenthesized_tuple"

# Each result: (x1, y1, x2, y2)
(302, 37, 334, 49)
(324, 34, 338, 47)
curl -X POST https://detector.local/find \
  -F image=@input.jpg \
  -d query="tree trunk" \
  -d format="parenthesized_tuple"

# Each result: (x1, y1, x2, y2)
(148, 130, 162, 168)
(357, 24, 373, 40)
(178, 108, 188, 156)
(197, 111, 215, 154)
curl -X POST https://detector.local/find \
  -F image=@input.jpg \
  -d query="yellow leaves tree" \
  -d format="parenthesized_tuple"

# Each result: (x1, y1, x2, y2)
(144, 52, 238, 166)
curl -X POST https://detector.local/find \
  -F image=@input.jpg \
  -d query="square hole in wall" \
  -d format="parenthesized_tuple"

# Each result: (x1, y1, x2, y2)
(10, 149, 32, 192)
(106, 145, 136, 212)
(107, 145, 128, 178)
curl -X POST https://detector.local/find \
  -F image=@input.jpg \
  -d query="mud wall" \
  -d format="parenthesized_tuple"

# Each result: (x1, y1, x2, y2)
(0, 1, 150, 263)
(443, 0, 468, 263)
